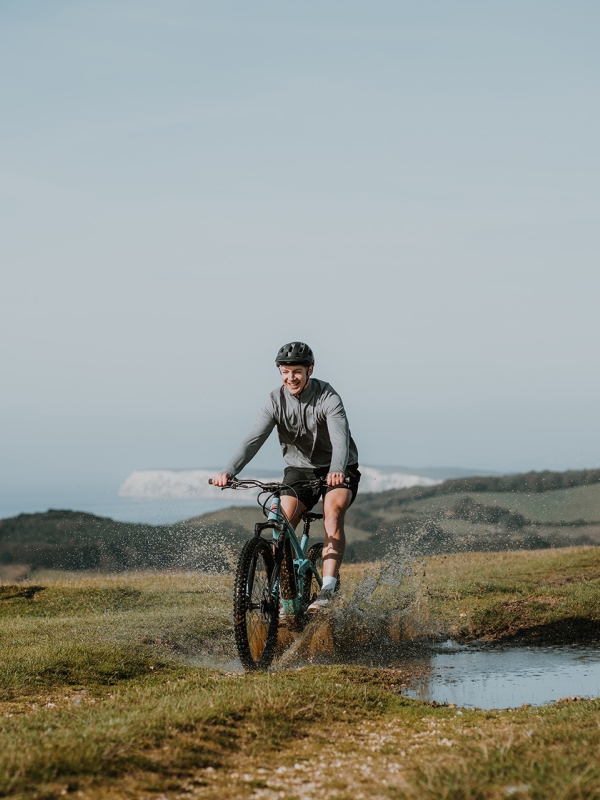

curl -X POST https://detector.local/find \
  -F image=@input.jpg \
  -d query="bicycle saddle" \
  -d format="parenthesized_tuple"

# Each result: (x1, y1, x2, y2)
(302, 511, 323, 522)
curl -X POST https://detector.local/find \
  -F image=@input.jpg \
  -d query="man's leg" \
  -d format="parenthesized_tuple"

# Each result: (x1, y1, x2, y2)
(307, 488, 352, 610)
(322, 487, 353, 579)
(280, 495, 306, 529)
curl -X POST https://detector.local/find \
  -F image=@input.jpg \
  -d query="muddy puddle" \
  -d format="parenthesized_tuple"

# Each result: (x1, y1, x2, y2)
(402, 641, 600, 709)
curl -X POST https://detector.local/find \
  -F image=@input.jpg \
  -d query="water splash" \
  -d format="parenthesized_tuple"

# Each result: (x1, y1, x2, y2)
(275, 547, 436, 668)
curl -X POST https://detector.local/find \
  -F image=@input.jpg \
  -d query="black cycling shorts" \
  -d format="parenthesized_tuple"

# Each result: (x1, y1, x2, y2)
(280, 464, 361, 511)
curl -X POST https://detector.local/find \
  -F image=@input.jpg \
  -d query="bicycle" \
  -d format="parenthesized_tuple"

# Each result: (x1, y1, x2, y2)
(208, 476, 346, 670)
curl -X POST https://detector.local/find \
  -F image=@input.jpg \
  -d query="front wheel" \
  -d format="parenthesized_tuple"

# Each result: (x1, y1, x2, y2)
(233, 538, 279, 671)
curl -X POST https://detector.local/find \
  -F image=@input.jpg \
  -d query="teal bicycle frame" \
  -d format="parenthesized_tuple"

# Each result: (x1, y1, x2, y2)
(208, 476, 332, 622)
(265, 494, 322, 617)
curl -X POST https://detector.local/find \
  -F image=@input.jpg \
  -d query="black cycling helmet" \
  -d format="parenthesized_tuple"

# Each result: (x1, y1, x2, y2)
(275, 341, 315, 367)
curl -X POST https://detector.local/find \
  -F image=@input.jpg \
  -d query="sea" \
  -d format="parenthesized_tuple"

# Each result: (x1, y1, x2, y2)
(0, 486, 232, 526)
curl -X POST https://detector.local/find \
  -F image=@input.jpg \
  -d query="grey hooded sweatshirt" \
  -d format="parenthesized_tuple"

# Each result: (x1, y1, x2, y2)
(224, 379, 359, 477)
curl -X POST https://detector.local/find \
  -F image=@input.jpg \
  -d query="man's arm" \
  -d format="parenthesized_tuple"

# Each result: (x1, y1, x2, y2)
(217, 403, 276, 482)
(323, 393, 351, 484)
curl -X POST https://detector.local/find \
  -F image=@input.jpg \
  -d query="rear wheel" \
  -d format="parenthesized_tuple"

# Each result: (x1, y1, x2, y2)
(303, 542, 324, 607)
(233, 538, 279, 670)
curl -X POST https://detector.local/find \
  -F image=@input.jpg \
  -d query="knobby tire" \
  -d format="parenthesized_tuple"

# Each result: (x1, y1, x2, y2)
(233, 538, 279, 671)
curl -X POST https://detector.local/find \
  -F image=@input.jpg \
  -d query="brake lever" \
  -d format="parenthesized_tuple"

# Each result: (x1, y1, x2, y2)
(207, 478, 241, 489)
(307, 477, 352, 489)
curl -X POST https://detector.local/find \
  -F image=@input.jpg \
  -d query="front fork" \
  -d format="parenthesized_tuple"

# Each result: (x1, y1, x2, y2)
(267, 498, 318, 617)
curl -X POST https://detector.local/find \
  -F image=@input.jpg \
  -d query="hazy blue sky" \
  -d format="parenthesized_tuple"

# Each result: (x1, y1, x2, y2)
(2, 1, 600, 503)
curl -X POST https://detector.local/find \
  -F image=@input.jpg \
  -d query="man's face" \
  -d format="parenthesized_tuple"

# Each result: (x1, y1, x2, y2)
(280, 364, 313, 395)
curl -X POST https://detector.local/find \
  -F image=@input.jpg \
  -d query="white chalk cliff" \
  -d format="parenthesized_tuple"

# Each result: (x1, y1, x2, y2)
(118, 466, 439, 501)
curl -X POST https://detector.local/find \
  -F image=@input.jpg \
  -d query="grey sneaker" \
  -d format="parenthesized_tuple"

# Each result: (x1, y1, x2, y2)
(307, 588, 334, 612)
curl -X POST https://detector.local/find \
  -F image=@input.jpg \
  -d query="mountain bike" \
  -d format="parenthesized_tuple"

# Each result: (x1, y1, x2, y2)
(208, 476, 344, 670)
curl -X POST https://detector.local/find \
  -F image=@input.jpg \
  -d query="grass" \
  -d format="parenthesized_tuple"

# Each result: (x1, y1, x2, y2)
(422, 547, 600, 641)
(0, 572, 233, 701)
(1, 550, 600, 798)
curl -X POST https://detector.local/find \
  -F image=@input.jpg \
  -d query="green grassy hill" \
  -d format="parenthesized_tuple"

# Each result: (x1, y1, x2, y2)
(192, 470, 600, 561)
(189, 469, 600, 561)
(344, 469, 600, 559)
(394, 483, 600, 523)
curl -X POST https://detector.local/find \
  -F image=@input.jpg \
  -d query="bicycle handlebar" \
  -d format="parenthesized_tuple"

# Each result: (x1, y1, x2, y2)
(208, 476, 351, 491)
(208, 477, 284, 491)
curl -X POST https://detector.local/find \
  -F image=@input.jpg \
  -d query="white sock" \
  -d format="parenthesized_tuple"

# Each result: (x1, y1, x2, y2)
(322, 576, 337, 593)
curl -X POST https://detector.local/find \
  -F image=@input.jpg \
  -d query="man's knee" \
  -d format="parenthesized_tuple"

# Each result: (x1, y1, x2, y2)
(324, 494, 350, 522)
(324, 509, 346, 536)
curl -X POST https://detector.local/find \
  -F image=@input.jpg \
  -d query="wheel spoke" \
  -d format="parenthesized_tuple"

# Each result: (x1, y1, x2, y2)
(246, 550, 271, 660)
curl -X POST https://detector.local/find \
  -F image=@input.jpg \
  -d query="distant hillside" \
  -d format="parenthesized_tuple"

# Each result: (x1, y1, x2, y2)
(351, 467, 600, 511)
(343, 468, 600, 560)
(188, 468, 600, 562)
(0, 509, 250, 576)
(3, 468, 600, 576)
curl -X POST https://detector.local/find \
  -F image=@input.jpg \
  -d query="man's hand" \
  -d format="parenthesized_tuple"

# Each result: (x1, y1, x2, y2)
(212, 472, 231, 487)
(327, 471, 346, 487)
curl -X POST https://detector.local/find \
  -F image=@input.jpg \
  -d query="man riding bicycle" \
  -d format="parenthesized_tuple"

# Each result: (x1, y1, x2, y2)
(212, 341, 360, 610)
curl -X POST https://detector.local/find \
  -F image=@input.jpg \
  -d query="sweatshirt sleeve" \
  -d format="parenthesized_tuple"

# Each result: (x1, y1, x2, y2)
(223, 400, 277, 477)
(322, 391, 351, 475)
